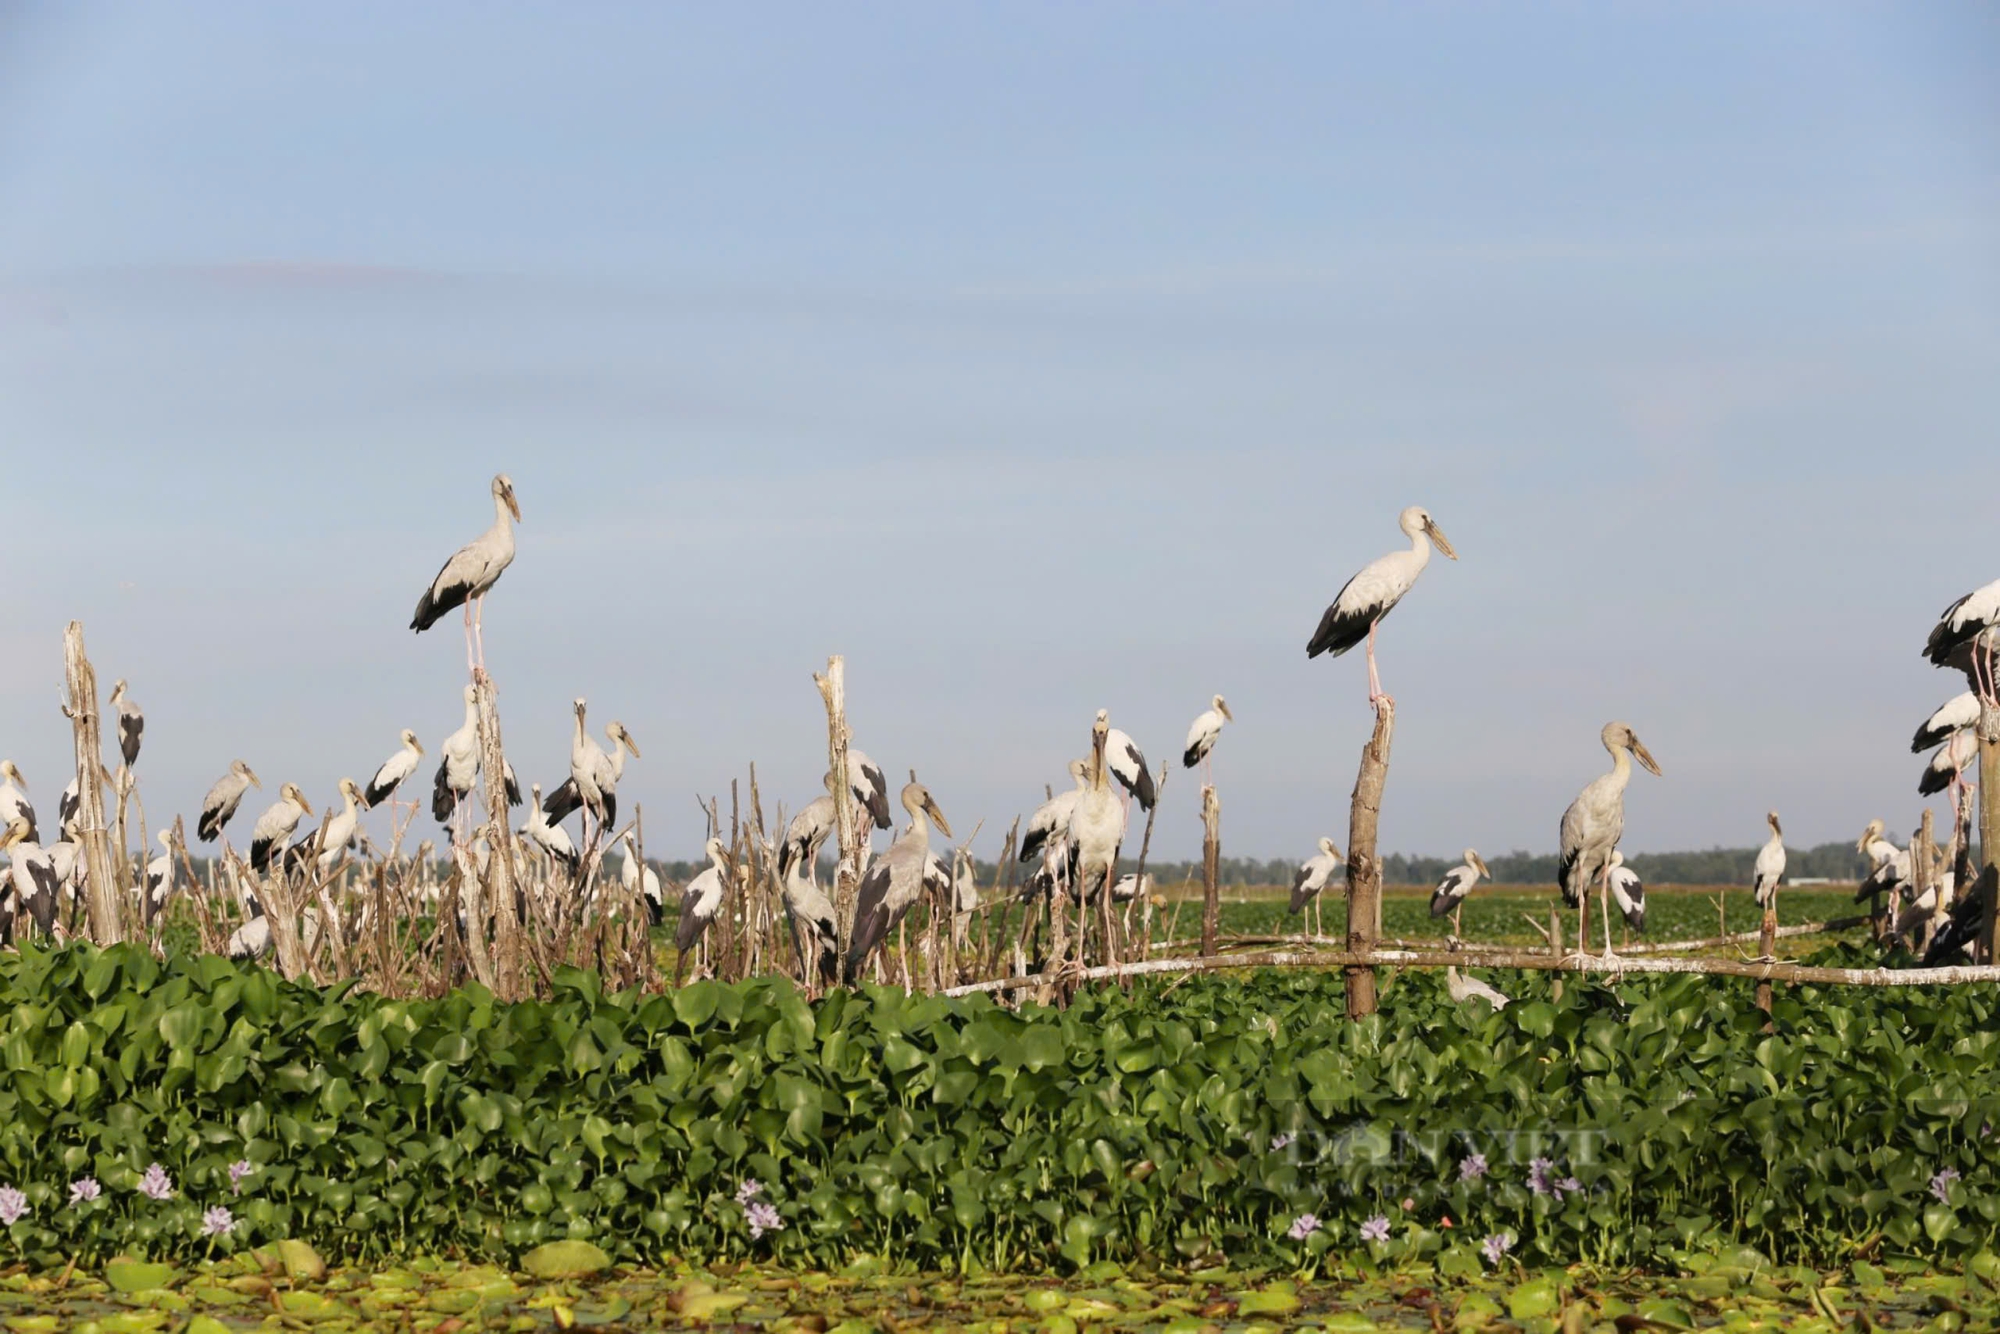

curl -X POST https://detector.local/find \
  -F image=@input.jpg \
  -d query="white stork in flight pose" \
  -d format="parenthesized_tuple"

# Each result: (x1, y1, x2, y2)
(1926, 577, 2000, 701)
(411, 473, 520, 672)
(1556, 722, 1661, 960)
(1307, 506, 1457, 709)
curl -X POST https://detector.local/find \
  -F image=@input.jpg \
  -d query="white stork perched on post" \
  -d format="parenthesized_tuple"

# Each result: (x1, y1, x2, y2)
(364, 731, 425, 809)
(411, 472, 520, 671)
(1018, 760, 1087, 866)
(1926, 577, 2000, 700)
(1556, 722, 1661, 958)
(1181, 695, 1232, 787)
(197, 760, 260, 843)
(1919, 730, 1976, 798)
(1914, 692, 1979, 753)
(522, 782, 579, 873)
(433, 685, 521, 825)
(1307, 506, 1457, 708)
(844, 781, 952, 984)
(1067, 714, 1126, 912)
(108, 680, 144, 767)
(1752, 811, 1785, 911)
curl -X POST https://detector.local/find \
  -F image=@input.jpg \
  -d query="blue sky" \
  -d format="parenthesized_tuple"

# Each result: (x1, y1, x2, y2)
(1, 3, 1996, 863)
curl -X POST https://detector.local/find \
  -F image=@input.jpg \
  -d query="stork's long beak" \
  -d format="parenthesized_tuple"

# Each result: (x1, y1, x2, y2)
(504, 488, 522, 522)
(1631, 739, 1661, 777)
(620, 731, 641, 759)
(1473, 854, 1490, 880)
(0, 821, 23, 851)
(924, 795, 953, 842)
(247, 770, 263, 789)
(412, 739, 425, 756)
(1425, 519, 1458, 560)
(1219, 701, 1234, 722)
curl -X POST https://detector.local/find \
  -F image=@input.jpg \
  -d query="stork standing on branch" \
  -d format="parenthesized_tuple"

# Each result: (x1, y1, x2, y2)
(844, 781, 952, 985)
(1753, 811, 1786, 911)
(1307, 506, 1457, 709)
(1068, 714, 1126, 950)
(108, 679, 143, 768)
(1926, 578, 2000, 702)
(411, 473, 520, 673)
(675, 836, 734, 982)
(1181, 695, 1232, 789)
(197, 760, 259, 843)
(364, 731, 425, 809)
(1915, 693, 1980, 752)
(248, 783, 313, 873)
(1556, 722, 1661, 960)
(543, 701, 640, 830)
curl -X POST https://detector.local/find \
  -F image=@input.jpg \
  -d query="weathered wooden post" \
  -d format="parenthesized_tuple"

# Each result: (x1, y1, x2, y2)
(1199, 785, 1221, 957)
(62, 623, 125, 945)
(1756, 890, 1778, 1020)
(1910, 809, 1937, 957)
(813, 658, 866, 955)
(1980, 695, 2000, 964)
(1345, 700, 1395, 1020)
(473, 672, 522, 998)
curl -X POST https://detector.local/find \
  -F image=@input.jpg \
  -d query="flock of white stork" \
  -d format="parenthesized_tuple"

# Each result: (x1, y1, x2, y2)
(0, 474, 1994, 992)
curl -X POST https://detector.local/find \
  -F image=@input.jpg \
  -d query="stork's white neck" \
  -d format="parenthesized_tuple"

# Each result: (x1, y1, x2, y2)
(1604, 743, 1632, 792)
(1407, 528, 1433, 570)
(492, 489, 515, 533)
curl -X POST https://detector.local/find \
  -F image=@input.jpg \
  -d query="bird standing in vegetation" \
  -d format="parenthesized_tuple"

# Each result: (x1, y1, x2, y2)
(1557, 722, 1661, 959)
(675, 837, 734, 982)
(1289, 836, 1342, 937)
(521, 782, 579, 873)
(1445, 965, 1509, 1011)
(411, 472, 520, 672)
(545, 701, 640, 831)
(0, 816, 58, 941)
(143, 829, 175, 925)
(1307, 506, 1457, 709)
(1019, 760, 1088, 868)
(779, 840, 840, 985)
(1429, 849, 1490, 941)
(618, 832, 663, 923)
(1068, 714, 1126, 919)
(1606, 851, 1646, 934)
(845, 781, 952, 985)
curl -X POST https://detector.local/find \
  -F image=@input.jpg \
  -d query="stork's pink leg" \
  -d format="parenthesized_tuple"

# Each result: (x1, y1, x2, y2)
(463, 602, 476, 675)
(473, 596, 487, 672)
(1366, 619, 1391, 710)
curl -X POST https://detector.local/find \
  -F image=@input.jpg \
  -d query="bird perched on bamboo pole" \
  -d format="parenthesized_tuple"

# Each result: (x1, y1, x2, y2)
(543, 702, 640, 830)
(433, 685, 521, 827)
(197, 760, 260, 843)
(1753, 812, 1786, 911)
(108, 680, 144, 768)
(311, 778, 365, 875)
(844, 781, 952, 985)
(1557, 722, 1661, 959)
(1181, 695, 1232, 788)
(1914, 693, 1980, 753)
(411, 472, 521, 672)
(521, 782, 579, 874)
(1290, 837, 1343, 937)
(248, 784, 314, 873)
(1429, 848, 1490, 941)
(675, 837, 734, 982)
(0, 762, 35, 844)
(1919, 729, 1976, 798)
(1307, 506, 1457, 709)
(364, 731, 425, 809)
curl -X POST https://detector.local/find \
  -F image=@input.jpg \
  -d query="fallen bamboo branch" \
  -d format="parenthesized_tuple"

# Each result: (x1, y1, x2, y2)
(941, 943, 2000, 997)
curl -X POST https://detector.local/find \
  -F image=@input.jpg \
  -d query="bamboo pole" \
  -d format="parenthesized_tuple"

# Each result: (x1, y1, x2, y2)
(1981, 696, 2000, 963)
(61, 623, 124, 944)
(1344, 699, 1394, 1019)
(1199, 785, 1221, 957)
(472, 673, 521, 998)
(942, 945, 2000, 999)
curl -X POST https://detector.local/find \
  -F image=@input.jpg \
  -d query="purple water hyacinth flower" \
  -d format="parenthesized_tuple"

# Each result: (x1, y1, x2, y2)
(1481, 1232, 1513, 1266)
(0, 1187, 26, 1226)
(228, 1160, 254, 1194)
(69, 1178, 101, 1206)
(734, 1179, 763, 1206)
(137, 1164, 174, 1201)
(1458, 1153, 1488, 1182)
(1557, 1177, 1583, 1197)
(1931, 1168, 1961, 1203)
(745, 1200, 786, 1240)
(201, 1205, 235, 1237)
(1527, 1157, 1556, 1196)
(1270, 1133, 1295, 1151)
(1359, 1214, 1391, 1243)
(1286, 1213, 1320, 1241)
